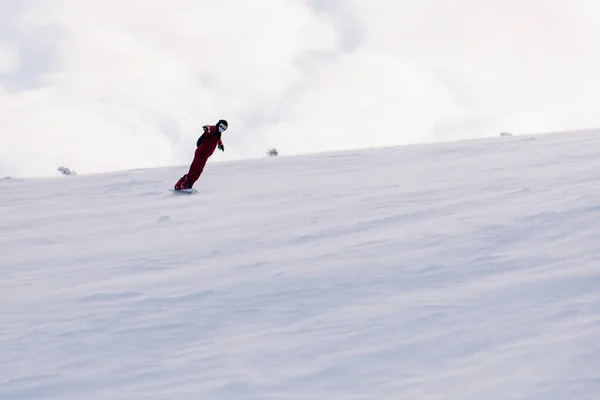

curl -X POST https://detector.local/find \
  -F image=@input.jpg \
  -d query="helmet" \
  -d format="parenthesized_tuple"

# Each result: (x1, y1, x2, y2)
(217, 119, 228, 133)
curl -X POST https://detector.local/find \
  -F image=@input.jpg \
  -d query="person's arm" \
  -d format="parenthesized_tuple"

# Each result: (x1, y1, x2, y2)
(196, 125, 211, 147)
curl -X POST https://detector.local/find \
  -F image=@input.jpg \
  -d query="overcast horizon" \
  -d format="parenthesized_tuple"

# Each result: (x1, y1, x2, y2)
(2, 0, 600, 177)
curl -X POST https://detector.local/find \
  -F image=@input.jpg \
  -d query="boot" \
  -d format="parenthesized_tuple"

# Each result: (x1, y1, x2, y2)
(174, 174, 188, 190)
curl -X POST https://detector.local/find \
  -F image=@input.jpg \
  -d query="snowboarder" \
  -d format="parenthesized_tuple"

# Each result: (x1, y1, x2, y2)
(174, 119, 228, 190)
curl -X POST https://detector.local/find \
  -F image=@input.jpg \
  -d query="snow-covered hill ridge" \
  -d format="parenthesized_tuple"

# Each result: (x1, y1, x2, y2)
(1, 129, 600, 399)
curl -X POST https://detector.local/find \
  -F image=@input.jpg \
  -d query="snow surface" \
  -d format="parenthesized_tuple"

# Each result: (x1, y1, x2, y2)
(2, 130, 600, 399)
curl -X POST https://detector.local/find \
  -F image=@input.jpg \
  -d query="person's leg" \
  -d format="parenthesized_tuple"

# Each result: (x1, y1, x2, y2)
(185, 151, 209, 188)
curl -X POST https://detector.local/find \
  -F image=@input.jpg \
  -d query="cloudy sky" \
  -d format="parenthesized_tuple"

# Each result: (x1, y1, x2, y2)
(1, 0, 600, 177)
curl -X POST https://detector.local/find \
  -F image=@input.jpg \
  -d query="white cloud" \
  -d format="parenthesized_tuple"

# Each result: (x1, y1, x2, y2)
(251, 52, 463, 157)
(0, 41, 20, 74)
(1, 0, 600, 177)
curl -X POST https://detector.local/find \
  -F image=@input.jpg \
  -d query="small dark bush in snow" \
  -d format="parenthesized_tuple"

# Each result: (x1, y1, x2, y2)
(58, 166, 77, 176)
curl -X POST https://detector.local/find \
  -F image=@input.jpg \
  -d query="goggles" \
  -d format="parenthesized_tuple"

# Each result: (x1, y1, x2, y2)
(218, 123, 228, 133)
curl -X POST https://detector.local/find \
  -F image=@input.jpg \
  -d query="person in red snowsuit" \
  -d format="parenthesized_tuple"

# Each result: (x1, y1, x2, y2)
(174, 119, 228, 190)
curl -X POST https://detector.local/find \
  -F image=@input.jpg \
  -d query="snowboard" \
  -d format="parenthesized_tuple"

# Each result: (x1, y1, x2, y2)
(170, 188, 198, 194)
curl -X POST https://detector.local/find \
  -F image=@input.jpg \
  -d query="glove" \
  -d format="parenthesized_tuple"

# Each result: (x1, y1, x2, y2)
(218, 143, 225, 152)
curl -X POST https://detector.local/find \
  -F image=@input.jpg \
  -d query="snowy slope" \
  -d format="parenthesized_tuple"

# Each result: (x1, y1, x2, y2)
(1, 130, 600, 400)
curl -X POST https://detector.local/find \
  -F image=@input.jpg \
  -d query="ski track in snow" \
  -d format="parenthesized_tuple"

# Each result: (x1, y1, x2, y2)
(1, 130, 600, 399)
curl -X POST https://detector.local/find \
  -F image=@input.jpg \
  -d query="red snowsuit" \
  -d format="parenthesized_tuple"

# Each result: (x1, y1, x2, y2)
(178, 125, 223, 189)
